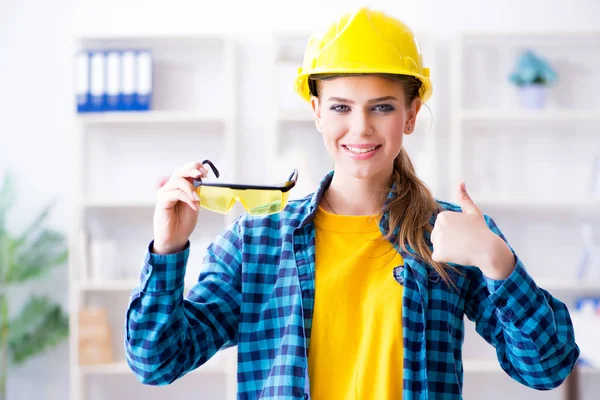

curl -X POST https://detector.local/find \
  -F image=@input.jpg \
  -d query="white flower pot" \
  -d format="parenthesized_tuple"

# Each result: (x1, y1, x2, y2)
(519, 85, 548, 109)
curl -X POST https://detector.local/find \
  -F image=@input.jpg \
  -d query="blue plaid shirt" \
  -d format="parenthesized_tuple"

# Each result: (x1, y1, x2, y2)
(125, 172, 579, 399)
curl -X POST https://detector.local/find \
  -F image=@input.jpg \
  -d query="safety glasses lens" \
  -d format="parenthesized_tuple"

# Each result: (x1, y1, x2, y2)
(196, 186, 289, 216)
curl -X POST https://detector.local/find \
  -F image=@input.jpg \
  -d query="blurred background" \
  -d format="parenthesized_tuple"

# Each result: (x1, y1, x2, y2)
(1, 0, 600, 399)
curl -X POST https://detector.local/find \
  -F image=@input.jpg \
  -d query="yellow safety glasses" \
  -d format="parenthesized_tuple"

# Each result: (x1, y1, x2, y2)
(192, 160, 298, 216)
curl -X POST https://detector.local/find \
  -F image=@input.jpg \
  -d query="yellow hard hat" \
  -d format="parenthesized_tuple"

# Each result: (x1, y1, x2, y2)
(294, 7, 432, 103)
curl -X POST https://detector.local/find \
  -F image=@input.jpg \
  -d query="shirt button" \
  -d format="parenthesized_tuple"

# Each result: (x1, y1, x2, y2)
(497, 298, 507, 308)
(304, 393, 309, 400)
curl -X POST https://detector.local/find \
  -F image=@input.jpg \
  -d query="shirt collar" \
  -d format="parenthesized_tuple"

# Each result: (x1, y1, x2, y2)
(299, 170, 438, 257)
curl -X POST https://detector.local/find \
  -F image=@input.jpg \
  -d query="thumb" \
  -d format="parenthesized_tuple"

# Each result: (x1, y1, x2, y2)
(458, 182, 481, 215)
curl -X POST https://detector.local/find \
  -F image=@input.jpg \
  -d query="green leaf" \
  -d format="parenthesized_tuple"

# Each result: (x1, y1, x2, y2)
(8, 296, 69, 365)
(6, 228, 68, 283)
(0, 233, 10, 283)
(11, 202, 53, 252)
(0, 171, 15, 236)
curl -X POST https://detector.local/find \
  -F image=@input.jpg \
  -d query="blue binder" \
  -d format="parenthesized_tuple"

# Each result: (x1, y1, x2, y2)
(75, 48, 153, 113)
(75, 52, 91, 113)
(105, 51, 121, 112)
(135, 50, 153, 111)
(89, 51, 106, 112)
(121, 50, 136, 111)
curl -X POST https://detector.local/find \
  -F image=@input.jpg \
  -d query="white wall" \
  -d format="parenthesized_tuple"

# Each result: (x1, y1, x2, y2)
(1, 0, 599, 399)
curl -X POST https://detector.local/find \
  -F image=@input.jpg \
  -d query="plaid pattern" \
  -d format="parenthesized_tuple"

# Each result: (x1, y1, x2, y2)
(125, 172, 579, 399)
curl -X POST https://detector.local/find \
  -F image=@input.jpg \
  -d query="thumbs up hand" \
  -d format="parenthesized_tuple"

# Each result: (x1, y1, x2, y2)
(431, 182, 515, 280)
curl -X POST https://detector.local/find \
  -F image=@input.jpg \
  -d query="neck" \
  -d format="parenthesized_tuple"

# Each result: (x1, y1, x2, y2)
(323, 166, 393, 216)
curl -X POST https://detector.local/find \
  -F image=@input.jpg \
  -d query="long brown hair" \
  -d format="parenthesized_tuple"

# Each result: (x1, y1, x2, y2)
(310, 74, 452, 283)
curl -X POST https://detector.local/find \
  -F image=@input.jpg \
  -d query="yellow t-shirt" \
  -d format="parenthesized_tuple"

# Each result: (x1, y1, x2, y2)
(308, 206, 404, 400)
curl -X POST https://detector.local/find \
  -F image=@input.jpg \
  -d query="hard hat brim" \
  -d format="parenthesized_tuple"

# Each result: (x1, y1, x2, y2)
(296, 70, 432, 103)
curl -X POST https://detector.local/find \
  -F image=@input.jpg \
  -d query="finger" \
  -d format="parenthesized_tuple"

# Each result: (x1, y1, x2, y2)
(176, 165, 209, 179)
(176, 167, 209, 188)
(161, 176, 200, 203)
(186, 160, 215, 176)
(186, 160, 210, 171)
(160, 188, 198, 212)
(457, 182, 481, 216)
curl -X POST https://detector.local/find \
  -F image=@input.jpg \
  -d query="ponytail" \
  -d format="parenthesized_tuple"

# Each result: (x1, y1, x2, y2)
(382, 148, 455, 284)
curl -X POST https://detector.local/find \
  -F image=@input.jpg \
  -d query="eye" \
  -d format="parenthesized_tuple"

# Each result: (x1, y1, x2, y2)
(330, 104, 350, 113)
(372, 104, 395, 113)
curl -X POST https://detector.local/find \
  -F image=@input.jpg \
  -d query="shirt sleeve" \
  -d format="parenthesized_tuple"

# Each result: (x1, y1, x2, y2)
(124, 222, 242, 385)
(464, 214, 580, 390)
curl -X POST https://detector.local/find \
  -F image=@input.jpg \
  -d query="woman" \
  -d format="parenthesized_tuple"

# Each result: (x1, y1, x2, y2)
(125, 7, 579, 399)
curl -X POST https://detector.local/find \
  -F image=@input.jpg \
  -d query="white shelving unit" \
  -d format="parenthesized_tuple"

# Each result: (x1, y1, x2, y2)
(268, 31, 441, 199)
(267, 32, 329, 200)
(452, 32, 600, 398)
(77, 110, 228, 124)
(69, 35, 239, 400)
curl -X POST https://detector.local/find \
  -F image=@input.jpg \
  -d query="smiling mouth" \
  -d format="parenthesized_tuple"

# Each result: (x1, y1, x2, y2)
(342, 144, 382, 154)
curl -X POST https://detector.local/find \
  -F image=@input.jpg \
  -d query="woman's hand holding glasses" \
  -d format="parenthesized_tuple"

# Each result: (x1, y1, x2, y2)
(152, 160, 210, 255)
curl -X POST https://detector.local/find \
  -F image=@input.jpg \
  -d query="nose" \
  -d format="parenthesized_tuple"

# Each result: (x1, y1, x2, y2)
(350, 109, 373, 136)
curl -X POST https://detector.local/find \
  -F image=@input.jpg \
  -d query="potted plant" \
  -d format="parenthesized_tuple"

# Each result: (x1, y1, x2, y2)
(509, 49, 558, 109)
(0, 172, 69, 400)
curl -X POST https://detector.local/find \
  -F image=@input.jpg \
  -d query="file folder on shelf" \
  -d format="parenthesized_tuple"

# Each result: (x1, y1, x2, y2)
(105, 51, 121, 112)
(121, 50, 136, 111)
(75, 49, 153, 113)
(89, 51, 105, 112)
(135, 50, 152, 111)
(75, 52, 91, 112)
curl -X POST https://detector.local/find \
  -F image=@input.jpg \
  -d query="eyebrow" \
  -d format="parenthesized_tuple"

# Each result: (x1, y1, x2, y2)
(326, 96, 398, 104)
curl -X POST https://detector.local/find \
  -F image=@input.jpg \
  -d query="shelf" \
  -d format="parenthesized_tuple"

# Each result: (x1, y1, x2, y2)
(463, 359, 599, 374)
(571, 312, 600, 368)
(76, 279, 139, 292)
(537, 279, 600, 292)
(277, 109, 314, 122)
(459, 31, 600, 39)
(459, 109, 600, 122)
(78, 360, 225, 376)
(82, 199, 156, 209)
(76, 279, 196, 293)
(77, 110, 227, 125)
(473, 195, 600, 213)
(78, 34, 228, 42)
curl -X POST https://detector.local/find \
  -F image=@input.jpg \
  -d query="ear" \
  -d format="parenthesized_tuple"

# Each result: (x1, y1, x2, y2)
(404, 97, 422, 135)
(310, 96, 322, 132)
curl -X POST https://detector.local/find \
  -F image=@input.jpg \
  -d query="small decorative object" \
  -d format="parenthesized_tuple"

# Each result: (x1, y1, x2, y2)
(0, 171, 69, 400)
(509, 50, 558, 109)
(78, 307, 114, 365)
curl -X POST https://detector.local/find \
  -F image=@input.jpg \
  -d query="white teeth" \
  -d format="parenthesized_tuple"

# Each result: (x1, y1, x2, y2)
(345, 145, 378, 154)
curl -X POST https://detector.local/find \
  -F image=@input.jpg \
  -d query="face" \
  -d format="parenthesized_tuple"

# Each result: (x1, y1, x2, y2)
(310, 75, 421, 182)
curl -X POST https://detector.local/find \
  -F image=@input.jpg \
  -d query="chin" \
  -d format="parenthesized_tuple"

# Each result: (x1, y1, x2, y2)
(337, 160, 387, 180)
